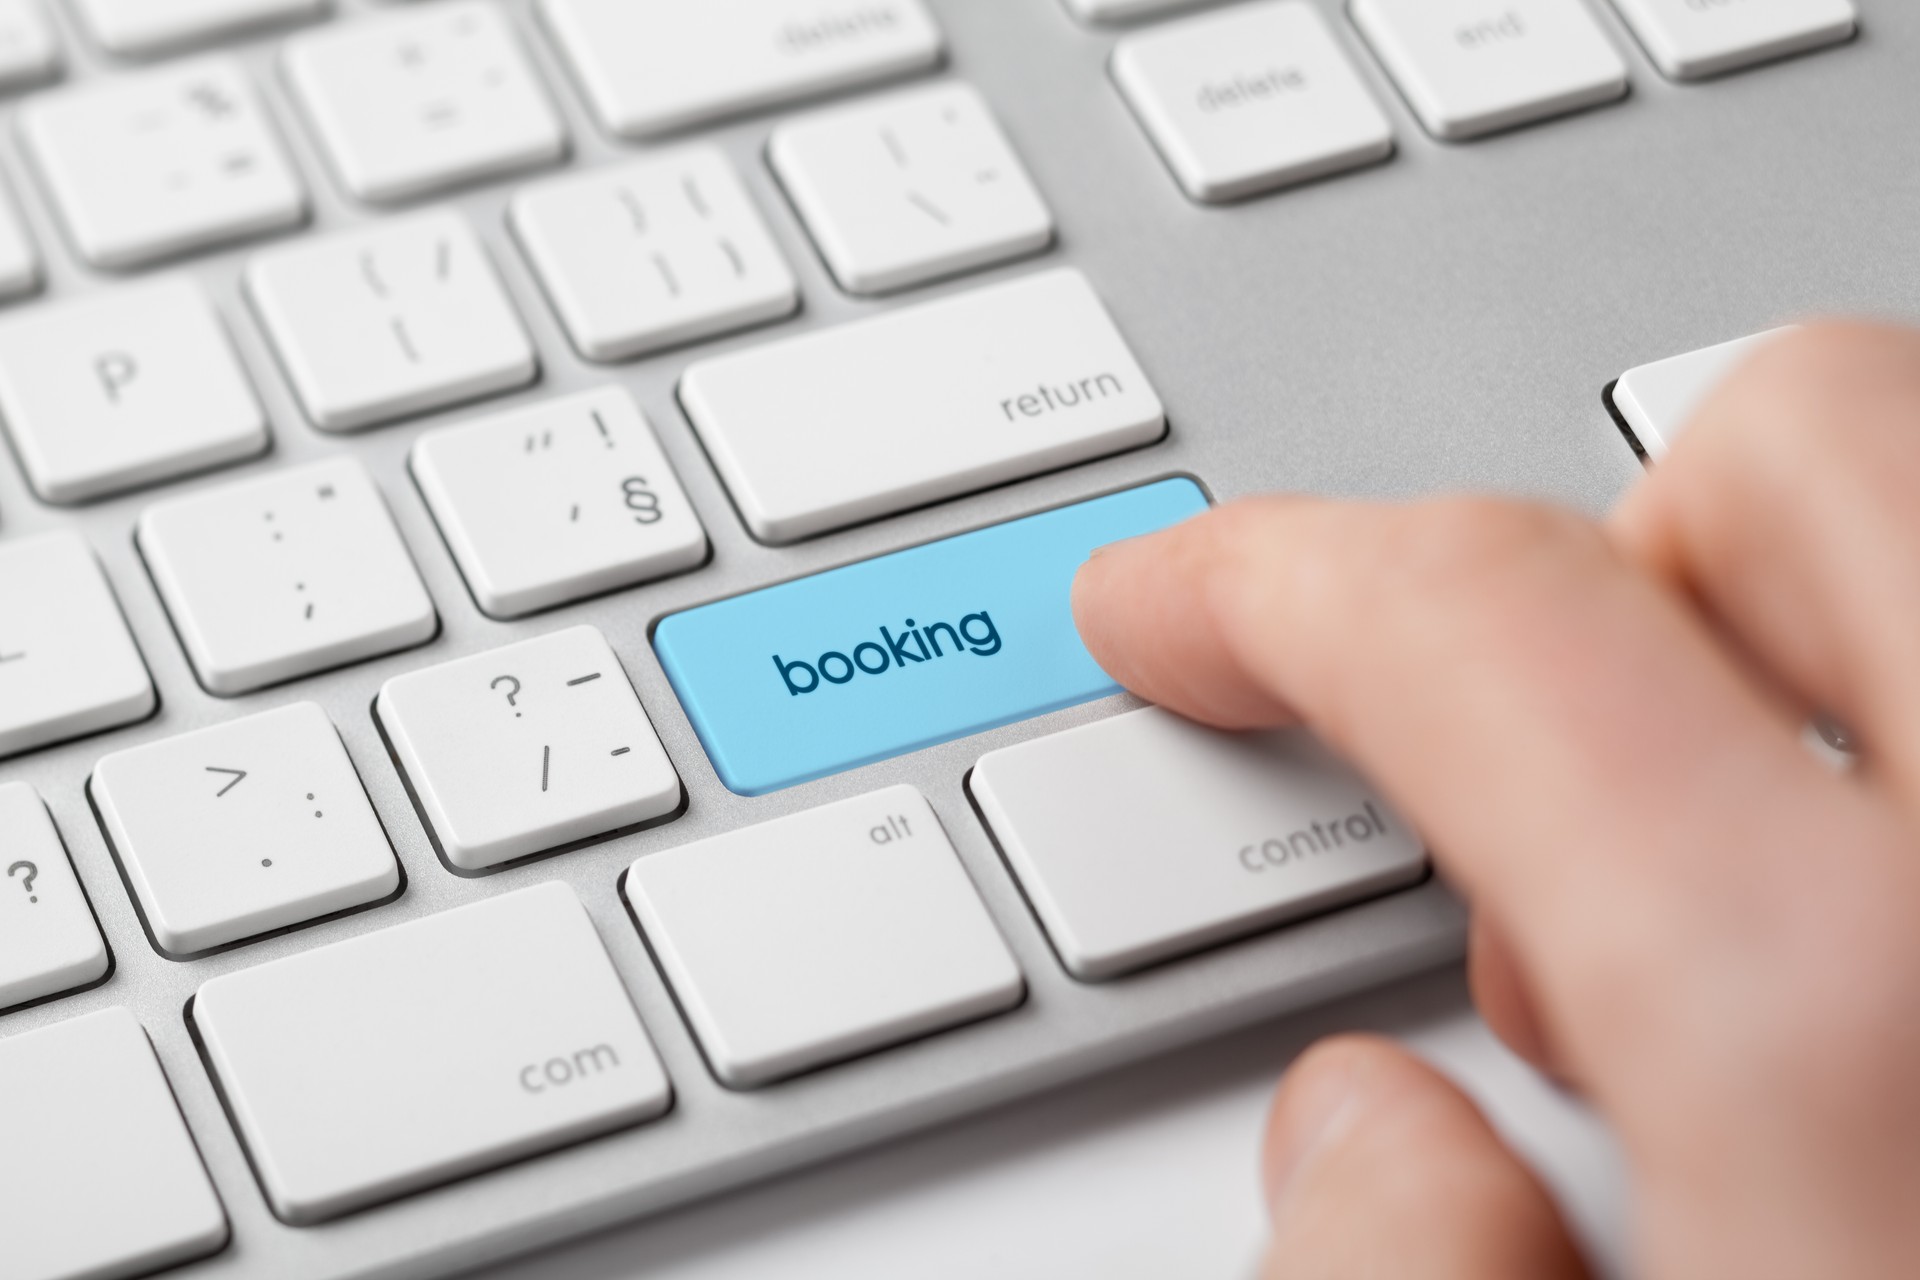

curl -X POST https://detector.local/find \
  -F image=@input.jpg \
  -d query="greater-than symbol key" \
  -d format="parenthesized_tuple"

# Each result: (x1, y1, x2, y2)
(206, 765, 248, 798)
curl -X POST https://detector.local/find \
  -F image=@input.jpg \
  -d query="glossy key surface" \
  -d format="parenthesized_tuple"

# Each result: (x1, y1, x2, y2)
(655, 478, 1207, 795)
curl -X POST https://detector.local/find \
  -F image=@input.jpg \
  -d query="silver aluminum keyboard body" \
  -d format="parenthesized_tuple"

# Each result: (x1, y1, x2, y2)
(1, 1, 1914, 1277)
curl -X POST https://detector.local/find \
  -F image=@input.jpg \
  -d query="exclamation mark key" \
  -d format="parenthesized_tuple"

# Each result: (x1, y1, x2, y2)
(410, 386, 709, 619)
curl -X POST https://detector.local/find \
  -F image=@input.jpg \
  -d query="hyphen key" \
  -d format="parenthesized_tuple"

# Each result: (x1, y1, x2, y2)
(654, 479, 1209, 795)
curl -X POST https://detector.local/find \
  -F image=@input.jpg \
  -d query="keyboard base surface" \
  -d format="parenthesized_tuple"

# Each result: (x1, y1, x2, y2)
(1, 0, 1914, 1276)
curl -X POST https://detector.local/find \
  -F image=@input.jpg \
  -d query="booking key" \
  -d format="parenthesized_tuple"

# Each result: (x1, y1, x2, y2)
(654, 478, 1209, 795)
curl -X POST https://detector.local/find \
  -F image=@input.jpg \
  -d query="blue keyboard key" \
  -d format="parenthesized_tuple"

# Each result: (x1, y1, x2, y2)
(654, 479, 1210, 795)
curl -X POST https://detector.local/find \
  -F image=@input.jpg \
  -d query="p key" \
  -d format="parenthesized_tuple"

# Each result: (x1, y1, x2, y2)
(0, 277, 269, 503)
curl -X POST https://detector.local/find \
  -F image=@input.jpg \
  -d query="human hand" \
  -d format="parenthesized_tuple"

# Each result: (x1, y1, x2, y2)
(1070, 324, 1920, 1279)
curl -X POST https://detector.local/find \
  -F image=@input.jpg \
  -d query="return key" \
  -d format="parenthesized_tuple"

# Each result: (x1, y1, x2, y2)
(679, 268, 1167, 543)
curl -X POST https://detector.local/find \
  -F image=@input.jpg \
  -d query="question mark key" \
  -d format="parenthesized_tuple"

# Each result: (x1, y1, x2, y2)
(0, 782, 110, 1011)
(377, 626, 682, 872)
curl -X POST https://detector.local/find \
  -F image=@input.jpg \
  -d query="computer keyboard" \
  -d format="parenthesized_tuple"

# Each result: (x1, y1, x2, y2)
(0, 1, 1905, 1278)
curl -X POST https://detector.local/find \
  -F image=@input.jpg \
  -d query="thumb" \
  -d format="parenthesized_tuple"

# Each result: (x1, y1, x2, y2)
(1262, 1035, 1590, 1280)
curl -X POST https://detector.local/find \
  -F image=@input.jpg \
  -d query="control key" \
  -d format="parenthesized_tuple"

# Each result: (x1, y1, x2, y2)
(972, 707, 1428, 980)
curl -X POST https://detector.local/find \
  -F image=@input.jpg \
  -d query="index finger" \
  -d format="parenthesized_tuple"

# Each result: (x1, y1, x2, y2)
(1070, 496, 1877, 1070)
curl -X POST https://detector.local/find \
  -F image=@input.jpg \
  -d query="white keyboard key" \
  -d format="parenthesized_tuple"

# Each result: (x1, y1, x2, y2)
(93, 701, 401, 955)
(1609, 0, 1855, 80)
(377, 626, 683, 872)
(4, 1008, 229, 1280)
(20, 57, 306, 268)
(770, 82, 1053, 295)
(0, 784, 109, 1011)
(1612, 326, 1795, 460)
(412, 387, 708, 618)
(0, 532, 154, 759)
(681, 267, 1165, 543)
(194, 882, 673, 1223)
(537, 0, 943, 138)
(510, 148, 798, 362)
(972, 708, 1428, 980)
(627, 785, 1022, 1087)
(139, 457, 436, 695)
(247, 210, 537, 431)
(0, 181, 42, 300)
(0, 0, 59, 92)
(1112, 1, 1395, 203)
(0, 278, 267, 503)
(70, 0, 324, 57)
(285, 2, 566, 204)
(1064, 0, 1207, 22)
(1352, 0, 1628, 140)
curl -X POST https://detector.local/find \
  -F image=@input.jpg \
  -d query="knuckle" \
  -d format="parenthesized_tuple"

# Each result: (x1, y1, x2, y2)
(1203, 492, 1303, 551)
(1695, 322, 1920, 453)
(1650, 321, 1920, 549)
(1685, 881, 1920, 1102)
(1379, 499, 1604, 603)
(1767, 320, 1920, 385)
